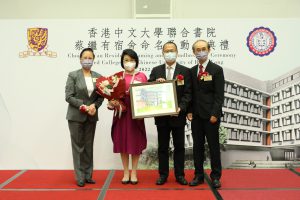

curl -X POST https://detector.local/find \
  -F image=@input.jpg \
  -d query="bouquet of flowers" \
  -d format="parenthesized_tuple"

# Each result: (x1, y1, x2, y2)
(96, 71, 127, 116)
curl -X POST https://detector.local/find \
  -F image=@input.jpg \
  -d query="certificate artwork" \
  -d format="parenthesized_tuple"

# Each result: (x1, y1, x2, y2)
(130, 81, 178, 118)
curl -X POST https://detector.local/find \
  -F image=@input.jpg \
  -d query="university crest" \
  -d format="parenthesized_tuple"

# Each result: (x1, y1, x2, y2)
(19, 28, 57, 58)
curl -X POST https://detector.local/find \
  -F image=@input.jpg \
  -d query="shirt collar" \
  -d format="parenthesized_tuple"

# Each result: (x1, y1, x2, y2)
(199, 59, 209, 70)
(165, 62, 176, 69)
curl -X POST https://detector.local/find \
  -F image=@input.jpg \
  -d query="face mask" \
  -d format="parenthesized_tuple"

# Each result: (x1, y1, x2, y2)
(164, 52, 177, 62)
(124, 61, 136, 71)
(81, 59, 93, 69)
(195, 51, 208, 61)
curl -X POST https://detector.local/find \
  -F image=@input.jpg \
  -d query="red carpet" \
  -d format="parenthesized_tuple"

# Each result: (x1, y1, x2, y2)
(296, 168, 300, 173)
(219, 190, 300, 200)
(1, 169, 300, 199)
(0, 190, 100, 200)
(3, 170, 109, 189)
(105, 190, 215, 200)
(0, 170, 20, 184)
(109, 170, 209, 189)
(219, 169, 300, 189)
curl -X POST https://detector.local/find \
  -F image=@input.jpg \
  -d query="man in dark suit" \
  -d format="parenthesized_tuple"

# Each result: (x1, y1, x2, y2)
(149, 42, 192, 185)
(187, 40, 225, 188)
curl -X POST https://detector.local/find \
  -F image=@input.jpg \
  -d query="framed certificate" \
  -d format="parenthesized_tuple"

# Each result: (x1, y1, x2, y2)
(129, 80, 178, 119)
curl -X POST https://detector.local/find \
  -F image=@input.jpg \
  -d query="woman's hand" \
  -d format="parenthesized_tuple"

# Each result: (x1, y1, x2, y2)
(87, 104, 96, 116)
(108, 99, 120, 107)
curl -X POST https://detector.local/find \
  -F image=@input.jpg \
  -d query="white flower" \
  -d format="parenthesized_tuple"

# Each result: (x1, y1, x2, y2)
(99, 80, 110, 88)
(113, 78, 120, 88)
(111, 76, 118, 83)
(103, 87, 111, 96)
(102, 80, 109, 86)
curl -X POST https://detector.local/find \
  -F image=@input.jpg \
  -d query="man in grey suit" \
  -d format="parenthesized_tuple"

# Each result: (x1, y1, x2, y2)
(65, 48, 104, 187)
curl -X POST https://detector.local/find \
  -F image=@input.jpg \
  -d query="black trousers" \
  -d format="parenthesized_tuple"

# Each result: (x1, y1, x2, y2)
(157, 125, 185, 178)
(191, 117, 222, 180)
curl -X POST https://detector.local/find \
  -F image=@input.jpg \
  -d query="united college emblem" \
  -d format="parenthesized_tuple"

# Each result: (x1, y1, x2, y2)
(19, 28, 57, 58)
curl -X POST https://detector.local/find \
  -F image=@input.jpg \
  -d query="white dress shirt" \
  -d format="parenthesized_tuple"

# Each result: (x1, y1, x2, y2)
(85, 77, 94, 97)
(165, 62, 177, 80)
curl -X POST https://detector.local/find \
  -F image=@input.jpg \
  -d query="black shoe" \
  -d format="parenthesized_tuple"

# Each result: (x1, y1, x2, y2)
(85, 179, 96, 184)
(121, 179, 130, 184)
(130, 180, 138, 185)
(176, 176, 188, 185)
(189, 176, 204, 186)
(156, 176, 167, 185)
(212, 179, 221, 188)
(77, 180, 85, 187)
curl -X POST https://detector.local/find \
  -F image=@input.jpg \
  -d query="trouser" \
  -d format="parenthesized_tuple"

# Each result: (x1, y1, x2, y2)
(157, 125, 185, 178)
(191, 117, 222, 180)
(68, 120, 96, 181)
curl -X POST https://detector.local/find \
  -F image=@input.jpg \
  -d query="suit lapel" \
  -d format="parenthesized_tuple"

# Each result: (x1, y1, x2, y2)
(193, 64, 202, 87)
(192, 65, 198, 79)
(205, 60, 212, 74)
(159, 64, 167, 80)
(78, 69, 89, 98)
(173, 63, 181, 80)
(91, 71, 97, 88)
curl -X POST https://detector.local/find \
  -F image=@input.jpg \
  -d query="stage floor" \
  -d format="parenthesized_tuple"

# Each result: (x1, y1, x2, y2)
(0, 169, 299, 200)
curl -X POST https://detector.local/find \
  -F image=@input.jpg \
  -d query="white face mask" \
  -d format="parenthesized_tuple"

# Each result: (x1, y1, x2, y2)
(164, 52, 177, 62)
(195, 51, 208, 61)
(81, 59, 93, 69)
(124, 61, 136, 71)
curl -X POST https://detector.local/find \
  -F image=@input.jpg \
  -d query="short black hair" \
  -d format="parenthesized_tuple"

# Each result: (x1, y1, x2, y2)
(162, 41, 178, 52)
(120, 49, 139, 69)
(79, 48, 95, 59)
(192, 40, 211, 52)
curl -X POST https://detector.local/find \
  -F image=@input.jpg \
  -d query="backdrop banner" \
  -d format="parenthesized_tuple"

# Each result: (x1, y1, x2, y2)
(0, 19, 299, 169)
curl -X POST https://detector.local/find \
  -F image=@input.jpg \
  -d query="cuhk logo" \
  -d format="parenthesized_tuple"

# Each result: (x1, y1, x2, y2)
(19, 28, 57, 58)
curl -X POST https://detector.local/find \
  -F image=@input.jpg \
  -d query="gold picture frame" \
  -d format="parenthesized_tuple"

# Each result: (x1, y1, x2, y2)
(130, 81, 178, 119)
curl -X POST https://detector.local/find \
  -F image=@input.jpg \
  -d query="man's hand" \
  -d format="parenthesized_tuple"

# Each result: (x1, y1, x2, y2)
(210, 116, 218, 124)
(170, 107, 181, 117)
(187, 113, 193, 121)
(156, 78, 166, 83)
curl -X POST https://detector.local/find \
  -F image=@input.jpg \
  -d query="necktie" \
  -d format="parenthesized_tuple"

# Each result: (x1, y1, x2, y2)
(197, 65, 204, 79)
(167, 66, 172, 80)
